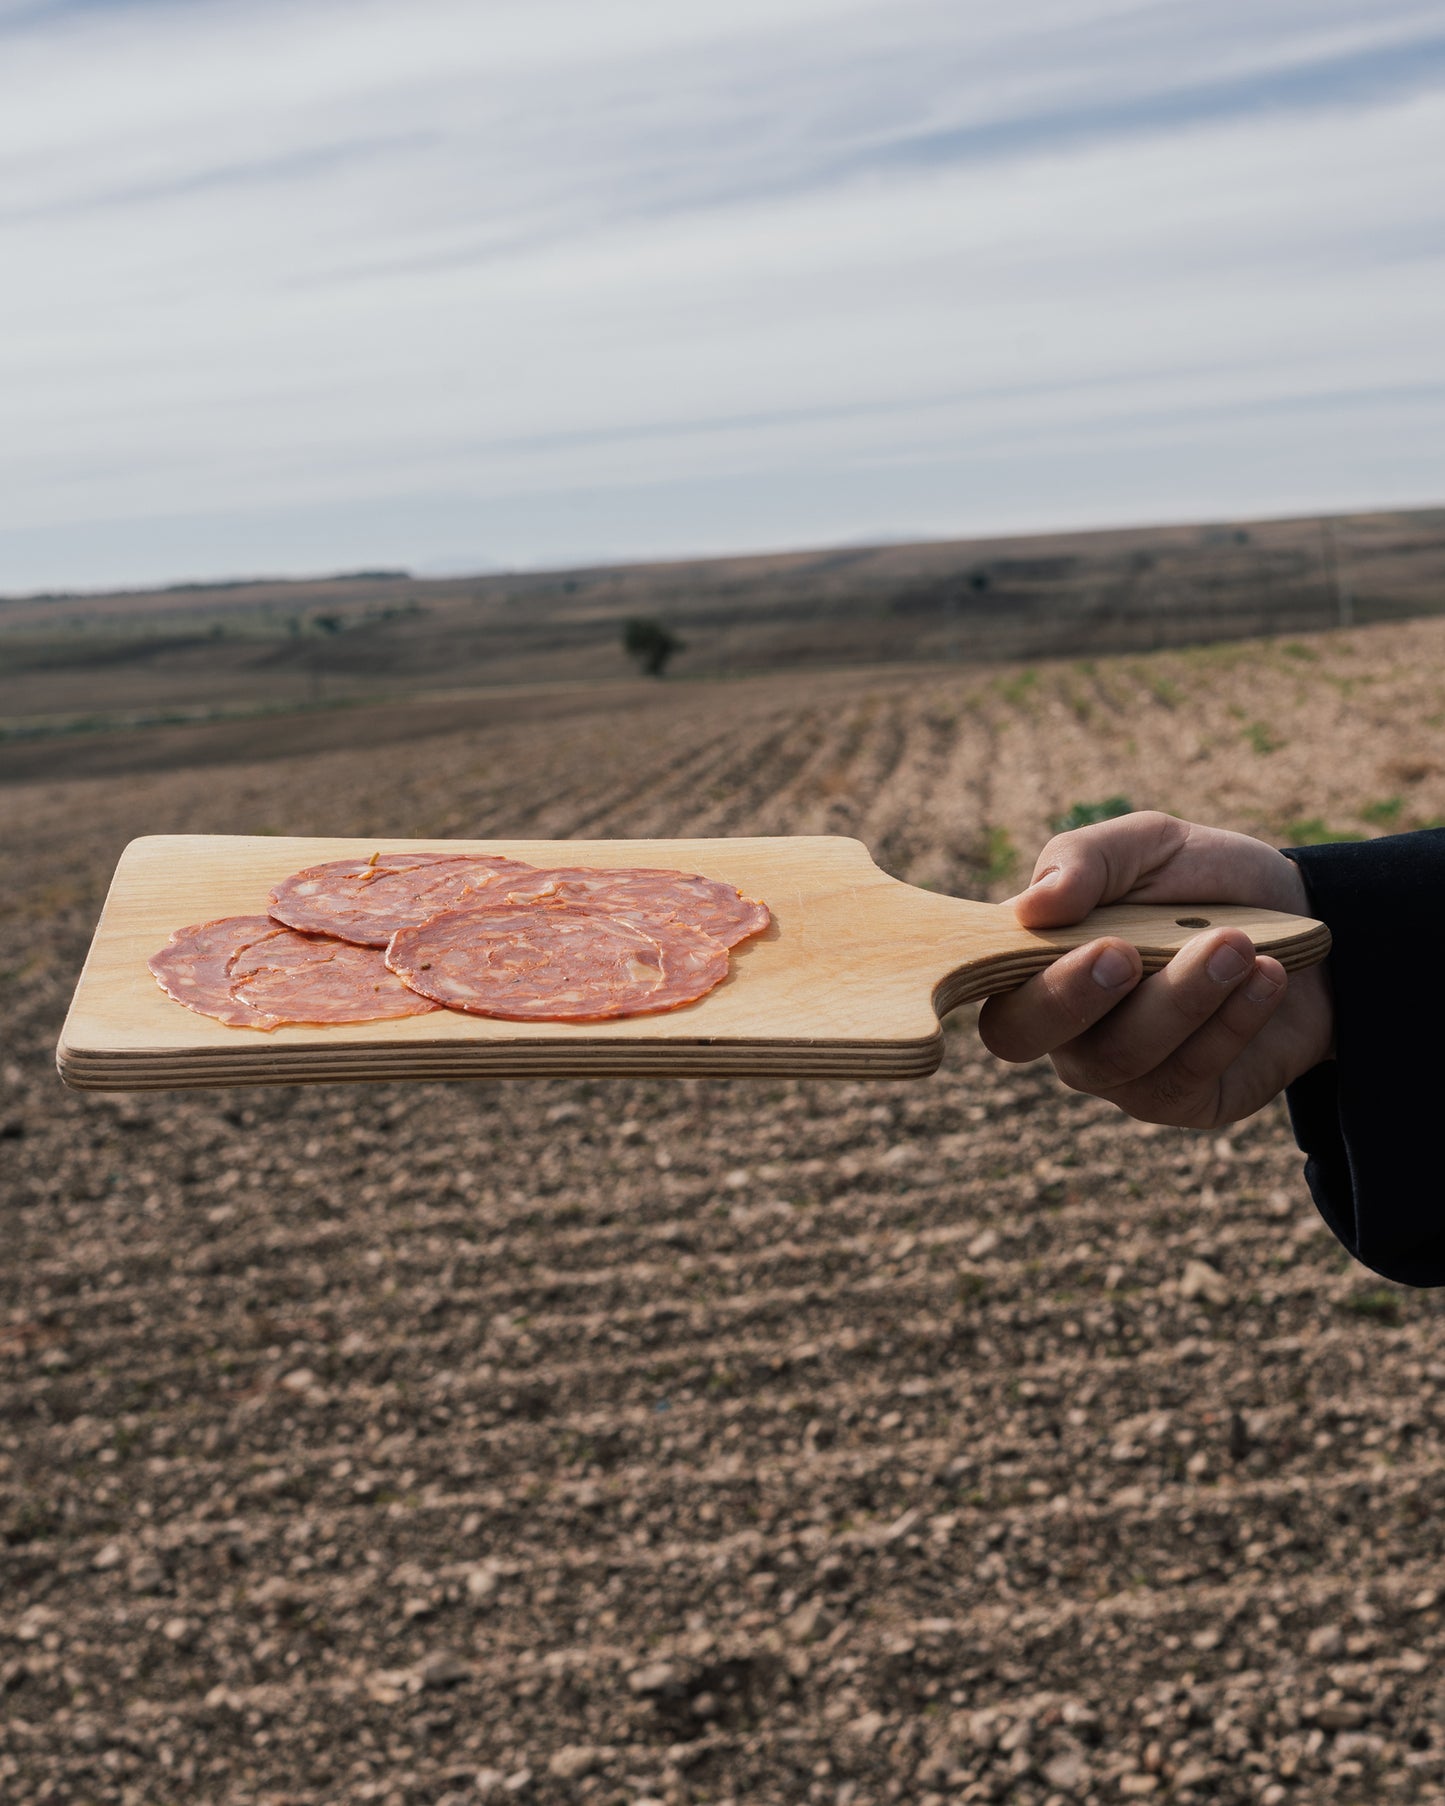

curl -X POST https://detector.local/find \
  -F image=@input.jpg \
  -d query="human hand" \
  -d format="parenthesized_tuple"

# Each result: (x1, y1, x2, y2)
(977, 812, 1335, 1128)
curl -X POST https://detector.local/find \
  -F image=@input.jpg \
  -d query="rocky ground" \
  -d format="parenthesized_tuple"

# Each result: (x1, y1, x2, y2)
(4, 618, 1445, 1805)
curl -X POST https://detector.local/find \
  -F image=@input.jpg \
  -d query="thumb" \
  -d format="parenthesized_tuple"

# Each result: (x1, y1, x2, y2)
(1003, 811, 1191, 928)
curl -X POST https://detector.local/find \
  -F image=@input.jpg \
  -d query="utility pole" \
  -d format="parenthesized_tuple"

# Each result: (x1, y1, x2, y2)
(1320, 516, 1353, 631)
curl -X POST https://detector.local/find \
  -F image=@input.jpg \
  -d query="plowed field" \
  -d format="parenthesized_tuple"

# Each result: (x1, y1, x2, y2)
(5, 617, 1445, 1806)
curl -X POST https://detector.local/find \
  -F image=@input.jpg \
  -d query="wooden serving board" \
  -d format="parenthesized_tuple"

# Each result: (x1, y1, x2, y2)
(57, 834, 1330, 1090)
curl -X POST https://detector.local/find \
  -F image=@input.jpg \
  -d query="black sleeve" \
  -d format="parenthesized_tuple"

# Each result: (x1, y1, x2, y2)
(1283, 827, 1445, 1286)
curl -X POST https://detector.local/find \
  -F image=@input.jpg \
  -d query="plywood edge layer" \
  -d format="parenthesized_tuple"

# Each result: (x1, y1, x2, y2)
(56, 1055, 940, 1079)
(55, 1037, 946, 1090)
(53, 1054, 939, 1083)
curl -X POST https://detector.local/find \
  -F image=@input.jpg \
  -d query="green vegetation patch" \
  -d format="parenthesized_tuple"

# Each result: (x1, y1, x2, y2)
(996, 668, 1039, 708)
(1342, 1288, 1404, 1327)
(1049, 796, 1133, 834)
(1243, 721, 1282, 755)
(1282, 820, 1365, 846)
(976, 826, 1019, 887)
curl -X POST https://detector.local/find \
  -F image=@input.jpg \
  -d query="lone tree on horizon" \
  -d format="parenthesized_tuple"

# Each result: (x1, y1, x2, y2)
(623, 617, 683, 677)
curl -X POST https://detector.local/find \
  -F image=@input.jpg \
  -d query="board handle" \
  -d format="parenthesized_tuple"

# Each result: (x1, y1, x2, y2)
(936, 898, 1331, 1014)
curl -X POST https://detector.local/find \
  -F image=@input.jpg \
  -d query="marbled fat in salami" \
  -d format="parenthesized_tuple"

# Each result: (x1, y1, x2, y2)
(148, 916, 287, 1030)
(268, 851, 537, 947)
(229, 924, 439, 1024)
(155, 851, 768, 1031)
(498, 866, 770, 948)
(386, 903, 731, 1021)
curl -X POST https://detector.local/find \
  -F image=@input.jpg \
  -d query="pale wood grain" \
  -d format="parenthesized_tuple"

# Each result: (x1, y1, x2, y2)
(56, 835, 1330, 1090)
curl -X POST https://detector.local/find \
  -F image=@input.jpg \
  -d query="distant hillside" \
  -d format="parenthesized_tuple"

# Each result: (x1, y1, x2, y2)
(0, 506, 1441, 735)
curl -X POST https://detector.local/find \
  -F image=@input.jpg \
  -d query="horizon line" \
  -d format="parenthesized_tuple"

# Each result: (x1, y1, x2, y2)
(4, 495, 1443, 607)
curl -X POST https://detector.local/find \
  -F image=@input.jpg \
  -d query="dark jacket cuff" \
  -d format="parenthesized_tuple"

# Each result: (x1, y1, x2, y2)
(1283, 830, 1445, 1287)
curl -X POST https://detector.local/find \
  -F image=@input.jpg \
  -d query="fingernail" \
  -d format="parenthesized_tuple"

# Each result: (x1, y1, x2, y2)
(1245, 966, 1281, 1003)
(1092, 946, 1134, 989)
(1207, 944, 1248, 984)
(1026, 867, 1062, 892)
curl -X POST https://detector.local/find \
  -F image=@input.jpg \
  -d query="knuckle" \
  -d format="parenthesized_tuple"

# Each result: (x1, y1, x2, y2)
(1182, 1003, 1253, 1074)
(982, 959, 1111, 1064)
(1050, 1054, 1098, 1097)
(1034, 826, 1098, 879)
(1144, 1069, 1216, 1129)
(1070, 1034, 1141, 1092)
(1165, 973, 1232, 1034)
(1156, 1035, 1212, 1091)
(1054, 1040, 1133, 1094)
(1149, 1068, 1193, 1112)
(977, 1006, 1035, 1066)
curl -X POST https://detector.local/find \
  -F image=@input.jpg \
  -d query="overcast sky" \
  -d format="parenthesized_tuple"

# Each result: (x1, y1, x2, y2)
(2, 0, 1443, 592)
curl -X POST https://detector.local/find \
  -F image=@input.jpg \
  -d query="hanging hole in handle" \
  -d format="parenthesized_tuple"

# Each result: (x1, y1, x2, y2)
(1175, 916, 1210, 928)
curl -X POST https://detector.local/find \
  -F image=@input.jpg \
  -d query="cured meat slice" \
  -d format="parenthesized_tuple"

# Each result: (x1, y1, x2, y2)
(387, 903, 731, 1021)
(230, 925, 440, 1024)
(268, 851, 537, 947)
(498, 866, 770, 948)
(150, 915, 439, 1029)
(149, 916, 286, 1030)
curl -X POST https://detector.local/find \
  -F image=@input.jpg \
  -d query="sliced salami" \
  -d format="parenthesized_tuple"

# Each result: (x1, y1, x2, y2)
(148, 916, 286, 1030)
(150, 915, 440, 1028)
(386, 903, 731, 1021)
(268, 851, 537, 947)
(497, 866, 770, 948)
(230, 925, 440, 1024)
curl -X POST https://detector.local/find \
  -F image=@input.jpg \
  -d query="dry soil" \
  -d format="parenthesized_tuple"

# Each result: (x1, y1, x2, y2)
(4, 618, 1445, 1806)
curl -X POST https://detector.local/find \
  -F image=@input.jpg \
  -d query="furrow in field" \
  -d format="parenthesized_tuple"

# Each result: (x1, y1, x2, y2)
(8, 1536, 1445, 1806)
(30, 1130, 1280, 1279)
(15, 1498, 1445, 1711)
(734, 696, 887, 839)
(8, 1287, 1423, 1445)
(8, 1212, 1374, 1379)
(12, 1340, 1434, 1532)
(870, 692, 980, 893)
(532, 717, 752, 841)
(685, 713, 841, 837)
(11, 1236, 1362, 1403)
(10, 1369, 1433, 1570)
(851, 692, 956, 851)
(26, 1177, 1332, 1317)
(586, 715, 791, 840)
(9, 1286, 1427, 1511)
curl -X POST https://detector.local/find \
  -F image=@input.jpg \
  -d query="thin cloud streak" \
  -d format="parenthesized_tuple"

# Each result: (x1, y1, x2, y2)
(864, 28, 1445, 177)
(0, 130, 437, 227)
